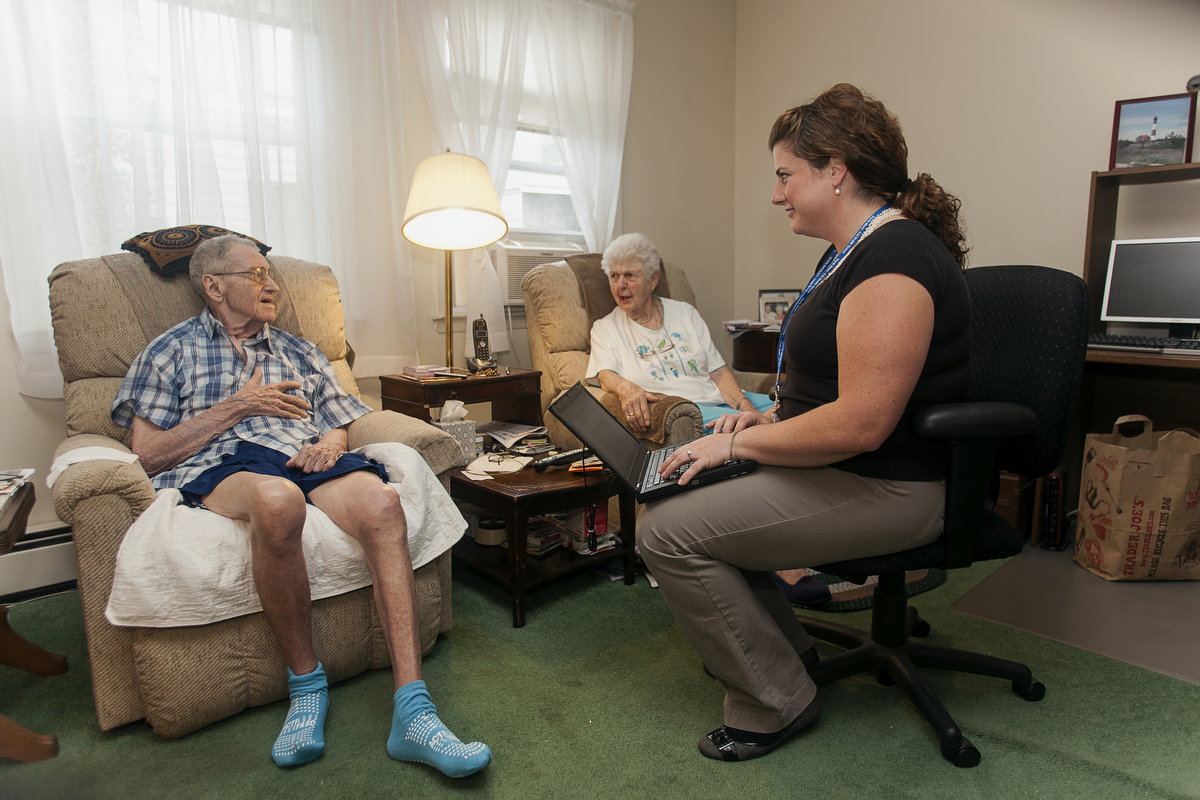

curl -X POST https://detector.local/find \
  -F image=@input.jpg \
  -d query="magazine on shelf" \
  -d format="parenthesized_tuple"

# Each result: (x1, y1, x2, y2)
(723, 319, 780, 338)
(474, 420, 548, 449)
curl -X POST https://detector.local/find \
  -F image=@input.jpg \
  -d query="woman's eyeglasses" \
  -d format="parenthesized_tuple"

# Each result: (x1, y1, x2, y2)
(636, 340, 675, 360)
(213, 266, 271, 285)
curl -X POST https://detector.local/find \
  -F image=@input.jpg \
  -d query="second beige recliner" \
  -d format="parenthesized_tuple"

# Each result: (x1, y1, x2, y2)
(522, 252, 773, 449)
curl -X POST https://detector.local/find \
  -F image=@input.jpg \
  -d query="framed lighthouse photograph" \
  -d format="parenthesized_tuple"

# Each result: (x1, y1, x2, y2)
(1109, 92, 1196, 169)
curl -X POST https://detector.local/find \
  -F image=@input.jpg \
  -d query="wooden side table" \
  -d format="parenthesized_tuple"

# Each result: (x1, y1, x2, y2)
(449, 466, 636, 627)
(380, 367, 542, 425)
(0, 482, 68, 763)
(730, 329, 781, 374)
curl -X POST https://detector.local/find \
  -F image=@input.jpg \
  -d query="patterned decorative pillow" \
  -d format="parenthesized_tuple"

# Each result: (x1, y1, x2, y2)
(121, 225, 271, 277)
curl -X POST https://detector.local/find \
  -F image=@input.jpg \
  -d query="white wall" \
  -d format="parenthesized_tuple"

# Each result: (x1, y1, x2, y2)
(731, 0, 1200, 321)
(622, 0, 738, 361)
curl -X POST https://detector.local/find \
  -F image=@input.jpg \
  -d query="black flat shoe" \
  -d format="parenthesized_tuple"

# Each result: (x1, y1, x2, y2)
(698, 696, 822, 762)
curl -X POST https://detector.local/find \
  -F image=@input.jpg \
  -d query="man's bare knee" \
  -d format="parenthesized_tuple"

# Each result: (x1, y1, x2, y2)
(329, 482, 407, 549)
(248, 479, 307, 549)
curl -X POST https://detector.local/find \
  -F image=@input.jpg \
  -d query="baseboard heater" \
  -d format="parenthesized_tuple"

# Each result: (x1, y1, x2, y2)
(0, 526, 77, 602)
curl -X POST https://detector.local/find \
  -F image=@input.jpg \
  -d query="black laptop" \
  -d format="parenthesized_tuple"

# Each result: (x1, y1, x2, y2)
(547, 382, 757, 502)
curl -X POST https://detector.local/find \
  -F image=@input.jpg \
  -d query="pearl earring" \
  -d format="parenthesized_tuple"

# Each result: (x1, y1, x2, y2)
(834, 185, 841, 196)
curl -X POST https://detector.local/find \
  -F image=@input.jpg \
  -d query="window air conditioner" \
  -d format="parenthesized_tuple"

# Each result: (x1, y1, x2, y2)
(489, 238, 586, 305)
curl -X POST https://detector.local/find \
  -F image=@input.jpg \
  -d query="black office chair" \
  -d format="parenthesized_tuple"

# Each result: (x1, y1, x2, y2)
(800, 265, 1089, 768)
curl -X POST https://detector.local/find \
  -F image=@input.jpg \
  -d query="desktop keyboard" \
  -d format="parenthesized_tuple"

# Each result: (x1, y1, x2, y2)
(1088, 333, 1200, 355)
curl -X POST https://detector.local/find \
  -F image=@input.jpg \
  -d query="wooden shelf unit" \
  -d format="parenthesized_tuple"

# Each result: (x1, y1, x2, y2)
(1067, 163, 1200, 506)
(1081, 163, 1200, 365)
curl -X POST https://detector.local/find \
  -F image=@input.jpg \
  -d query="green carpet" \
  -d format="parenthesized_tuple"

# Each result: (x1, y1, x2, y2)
(3, 556, 1200, 799)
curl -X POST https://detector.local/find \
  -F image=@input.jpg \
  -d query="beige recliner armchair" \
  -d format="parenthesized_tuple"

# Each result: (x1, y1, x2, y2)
(48, 253, 463, 738)
(521, 253, 773, 449)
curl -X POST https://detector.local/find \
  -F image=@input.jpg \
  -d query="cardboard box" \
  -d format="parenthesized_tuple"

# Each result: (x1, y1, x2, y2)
(433, 419, 476, 466)
(996, 470, 1036, 541)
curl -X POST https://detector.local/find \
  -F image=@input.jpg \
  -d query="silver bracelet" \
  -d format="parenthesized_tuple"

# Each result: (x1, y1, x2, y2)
(727, 430, 740, 463)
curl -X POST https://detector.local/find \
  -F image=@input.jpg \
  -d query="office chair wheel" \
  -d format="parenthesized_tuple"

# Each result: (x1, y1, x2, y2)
(1013, 678, 1045, 701)
(942, 737, 981, 768)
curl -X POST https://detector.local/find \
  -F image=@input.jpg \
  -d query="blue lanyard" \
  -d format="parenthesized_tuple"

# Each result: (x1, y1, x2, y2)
(773, 203, 893, 389)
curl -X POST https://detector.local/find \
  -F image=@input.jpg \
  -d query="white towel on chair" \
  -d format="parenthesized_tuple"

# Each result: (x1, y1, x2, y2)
(46, 447, 140, 488)
(105, 442, 465, 627)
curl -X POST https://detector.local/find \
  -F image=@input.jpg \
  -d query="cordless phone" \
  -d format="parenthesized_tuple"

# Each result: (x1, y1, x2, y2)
(467, 314, 496, 373)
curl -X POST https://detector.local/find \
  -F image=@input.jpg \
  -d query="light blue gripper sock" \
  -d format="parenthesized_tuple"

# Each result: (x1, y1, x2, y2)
(387, 680, 491, 778)
(272, 663, 329, 767)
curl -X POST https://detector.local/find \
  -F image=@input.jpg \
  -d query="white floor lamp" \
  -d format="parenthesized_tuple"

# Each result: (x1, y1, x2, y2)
(401, 152, 508, 369)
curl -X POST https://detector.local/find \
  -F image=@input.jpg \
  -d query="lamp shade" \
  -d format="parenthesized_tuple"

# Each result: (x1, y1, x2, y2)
(402, 152, 508, 250)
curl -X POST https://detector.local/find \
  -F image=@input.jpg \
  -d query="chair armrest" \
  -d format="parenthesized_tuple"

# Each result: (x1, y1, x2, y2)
(600, 391, 702, 446)
(346, 410, 464, 477)
(50, 435, 156, 526)
(911, 402, 1037, 570)
(911, 402, 1037, 439)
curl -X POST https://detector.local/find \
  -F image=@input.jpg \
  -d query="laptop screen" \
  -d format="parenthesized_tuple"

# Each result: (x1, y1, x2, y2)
(550, 385, 645, 480)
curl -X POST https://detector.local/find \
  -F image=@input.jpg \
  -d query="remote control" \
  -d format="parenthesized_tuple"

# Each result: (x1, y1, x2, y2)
(532, 448, 587, 472)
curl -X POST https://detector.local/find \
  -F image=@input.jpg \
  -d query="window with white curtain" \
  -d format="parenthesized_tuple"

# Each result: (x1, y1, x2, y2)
(502, 60, 580, 236)
(504, 123, 581, 234)
(53, 0, 314, 254)
(401, 0, 633, 253)
(1, 0, 423, 396)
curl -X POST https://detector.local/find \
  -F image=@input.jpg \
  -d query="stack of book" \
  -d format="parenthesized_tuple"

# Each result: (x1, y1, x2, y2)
(557, 505, 616, 555)
(402, 364, 444, 379)
(509, 435, 553, 456)
(501, 515, 563, 558)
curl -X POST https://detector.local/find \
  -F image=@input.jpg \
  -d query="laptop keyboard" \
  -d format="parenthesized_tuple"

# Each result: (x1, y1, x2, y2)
(645, 444, 686, 487)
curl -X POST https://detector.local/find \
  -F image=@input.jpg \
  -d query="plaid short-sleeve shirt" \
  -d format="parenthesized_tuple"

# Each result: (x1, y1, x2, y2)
(112, 308, 372, 489)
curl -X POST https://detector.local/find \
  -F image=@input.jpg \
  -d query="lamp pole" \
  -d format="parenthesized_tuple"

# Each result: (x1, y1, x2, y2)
(445, 249, 454, 368)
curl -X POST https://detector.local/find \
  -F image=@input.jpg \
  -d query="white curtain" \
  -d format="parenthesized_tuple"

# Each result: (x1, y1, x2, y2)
(0, 0, 419, 398)
(529, 0, 633, 253)
(314, 0, 421, 377)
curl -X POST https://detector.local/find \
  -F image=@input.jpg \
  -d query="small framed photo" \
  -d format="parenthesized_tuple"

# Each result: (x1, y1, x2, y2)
(758, 289, 800, 323)
(1109, 92, 1196, 170)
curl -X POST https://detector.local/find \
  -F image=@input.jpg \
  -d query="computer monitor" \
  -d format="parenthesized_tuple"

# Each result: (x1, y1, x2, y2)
(1101, 237, 1200, 326)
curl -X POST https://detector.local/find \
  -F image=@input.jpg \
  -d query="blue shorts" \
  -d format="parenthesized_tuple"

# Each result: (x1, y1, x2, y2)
(179, 441, 390, 507)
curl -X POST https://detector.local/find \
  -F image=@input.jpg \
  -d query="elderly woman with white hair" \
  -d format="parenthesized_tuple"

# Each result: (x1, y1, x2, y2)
(585, 233, 775, 435)
(585, 232, 830, 609)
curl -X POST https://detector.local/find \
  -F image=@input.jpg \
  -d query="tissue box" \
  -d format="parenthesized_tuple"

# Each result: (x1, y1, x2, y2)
(433, 420, 476, 466)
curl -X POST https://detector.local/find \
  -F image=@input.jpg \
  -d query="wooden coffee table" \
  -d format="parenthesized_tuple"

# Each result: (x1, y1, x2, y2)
(449, 466, 636, 627)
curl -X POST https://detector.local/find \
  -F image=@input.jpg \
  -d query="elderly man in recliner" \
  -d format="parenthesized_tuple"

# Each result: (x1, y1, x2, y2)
(111, 234, 490, 777)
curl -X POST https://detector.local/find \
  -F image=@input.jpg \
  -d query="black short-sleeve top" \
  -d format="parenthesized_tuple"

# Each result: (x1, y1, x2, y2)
(777, 218, 970, 481)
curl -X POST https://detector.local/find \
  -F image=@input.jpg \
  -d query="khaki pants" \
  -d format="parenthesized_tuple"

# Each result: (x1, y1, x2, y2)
(639, 465, 945, 732)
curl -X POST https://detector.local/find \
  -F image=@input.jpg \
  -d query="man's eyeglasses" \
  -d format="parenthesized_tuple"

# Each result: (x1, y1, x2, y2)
(213, 266, 271, 285)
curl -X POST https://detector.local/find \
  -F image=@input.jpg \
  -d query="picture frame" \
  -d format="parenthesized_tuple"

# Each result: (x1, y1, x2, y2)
(758, 289, 801, 323)
(1109, 92, 1196, 170)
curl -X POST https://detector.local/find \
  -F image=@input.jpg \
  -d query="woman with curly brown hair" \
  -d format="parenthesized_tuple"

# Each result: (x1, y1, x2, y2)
(638, 83, 972, 762)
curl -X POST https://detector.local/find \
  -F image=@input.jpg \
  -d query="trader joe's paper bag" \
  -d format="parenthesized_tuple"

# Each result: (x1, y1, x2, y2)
(1075, 415, 1200, 580)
